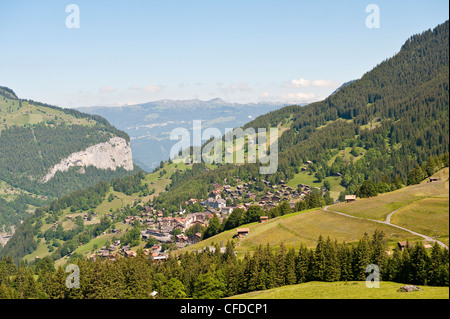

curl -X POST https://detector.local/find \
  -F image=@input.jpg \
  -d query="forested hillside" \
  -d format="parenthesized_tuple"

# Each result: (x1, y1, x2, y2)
(243, 20, 449, 199)
(0, 233, 447, 299)
(0, 87, 139, 230)
(149, 21, 449, 213)
(0, 21, 448, 281)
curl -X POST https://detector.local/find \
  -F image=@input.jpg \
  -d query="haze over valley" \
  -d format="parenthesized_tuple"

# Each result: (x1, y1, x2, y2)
(78, 98, 289, 170)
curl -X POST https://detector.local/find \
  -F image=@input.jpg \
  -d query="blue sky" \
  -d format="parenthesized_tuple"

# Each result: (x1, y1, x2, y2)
(0, 0, 448, 107)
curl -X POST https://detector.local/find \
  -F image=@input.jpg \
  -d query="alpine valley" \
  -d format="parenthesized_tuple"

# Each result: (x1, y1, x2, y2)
(77, 99, 289, 171)
(0, 87, 141, 242)
(0, 21, 448, 300)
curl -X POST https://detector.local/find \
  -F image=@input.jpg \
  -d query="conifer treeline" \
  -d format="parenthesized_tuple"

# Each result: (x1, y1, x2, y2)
(0, 231, 447, 299)
(243, 21, 449, 193)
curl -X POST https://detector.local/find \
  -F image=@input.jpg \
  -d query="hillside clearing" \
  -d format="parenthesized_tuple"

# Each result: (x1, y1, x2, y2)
(331, 168, 449, 221)
(227, 281, 449, 299)
(185, 169, 449, 255)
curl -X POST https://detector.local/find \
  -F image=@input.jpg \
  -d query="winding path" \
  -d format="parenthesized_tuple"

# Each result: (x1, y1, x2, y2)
(323, 202, 448, 249)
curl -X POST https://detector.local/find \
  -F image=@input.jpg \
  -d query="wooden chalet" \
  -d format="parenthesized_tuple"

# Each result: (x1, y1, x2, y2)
(237, 228, 250, 238)
(345, 195, 357, 203)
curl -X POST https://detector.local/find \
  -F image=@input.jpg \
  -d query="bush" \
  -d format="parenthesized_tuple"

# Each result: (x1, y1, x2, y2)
(356, 180, 378, 198)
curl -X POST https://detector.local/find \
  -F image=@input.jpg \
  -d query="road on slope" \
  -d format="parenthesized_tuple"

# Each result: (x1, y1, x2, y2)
(323, 202, 448, 249)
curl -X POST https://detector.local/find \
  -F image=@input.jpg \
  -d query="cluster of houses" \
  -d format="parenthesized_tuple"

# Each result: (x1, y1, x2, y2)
(88, 171, 343, 259)
(213, 179, 319, 210)
(74, 162, 447, 262)
(118, 177, 330, 250)
(123, 208, 220, 248)
(90, 239, 168, 262)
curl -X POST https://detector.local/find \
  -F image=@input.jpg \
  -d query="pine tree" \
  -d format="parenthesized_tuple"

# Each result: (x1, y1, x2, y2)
(424, 155, 438, 177)
(256, 268, 267, 291)
(97, 259, 126, 299)
(398, 246, 412, 284)
(427, 242, 442, 286)
(246, 255, 259, 292)
(192, 272, 225, 299)
(312, 236, 326, 281)
(323, 238, 340, 282)
(262, 244, 277, 290)
(407, 165, 427, 185)
(162, 278, 187, 299)
(223, 261, 240, 297)
(223, 240, 236, 263)
(13, 261, 40, 299)
(370, 230, 387, 277)
(203, 214, 221, 239)
(352, 233, 372, 280)
(47, 266, 68, 299)
(295, 244, 310, 283)
(386, 247, 402, 283)
(274, 244, 287, 287)
(409, 242, 429, 285)
(285, 248, 297, 285)
(337, 242, 353, 281)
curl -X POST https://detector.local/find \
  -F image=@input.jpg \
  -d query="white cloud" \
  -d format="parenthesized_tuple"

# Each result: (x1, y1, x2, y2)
(288, 78, 311, 87)
(127, 84, 165, 93)
(142, 84, 165, 93)
(287, 78, 339, 88)
(311, 79, 339, 87)
(220, 82, 252, 95)
(99, 86, 117, 93)
(280, 92, 317, 103)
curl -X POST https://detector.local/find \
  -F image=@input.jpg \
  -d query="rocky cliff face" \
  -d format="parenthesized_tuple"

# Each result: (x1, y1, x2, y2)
(42, 136, 133, 183)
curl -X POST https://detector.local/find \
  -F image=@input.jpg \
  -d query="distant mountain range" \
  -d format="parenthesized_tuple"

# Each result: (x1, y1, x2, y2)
(78, 99, 291, 170)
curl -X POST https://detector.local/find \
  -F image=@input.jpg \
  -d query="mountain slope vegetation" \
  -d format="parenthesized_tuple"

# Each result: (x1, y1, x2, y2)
(244, 21, 448, 200)
(0, 21, 448, 286)
(140, 20, 449, 216)
(0, 87, 139, 230)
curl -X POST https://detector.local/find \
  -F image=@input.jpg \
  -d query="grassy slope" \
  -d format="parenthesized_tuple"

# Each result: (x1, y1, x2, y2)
(184, 168, 449, 255)
(330, 168, 449, 246)
(287, 172, 345, 201)
(227, 281, 449, 299)
(286, 145, 365, 200)
(331, 169, 448, 221)
(184, 208, 419, 258)
(0, 99, 95, 133)
(390, 198, 448, 245)
(0, 89, 129, 232)
(0, 180, 30, 202)
(389, 168, 449, 246)
(0, 97, 93, 212)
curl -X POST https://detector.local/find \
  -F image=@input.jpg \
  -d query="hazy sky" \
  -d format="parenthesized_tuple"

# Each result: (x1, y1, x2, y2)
(0, 0, 448, 108)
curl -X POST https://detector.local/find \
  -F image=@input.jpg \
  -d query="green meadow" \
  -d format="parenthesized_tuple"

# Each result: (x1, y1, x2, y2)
(228, 281, 449, 299)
